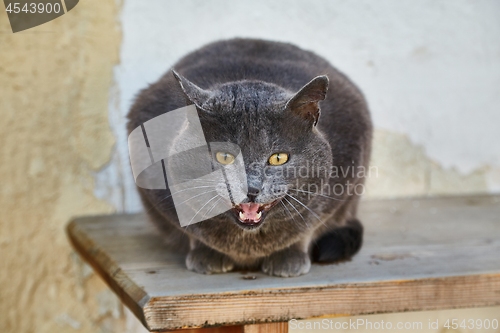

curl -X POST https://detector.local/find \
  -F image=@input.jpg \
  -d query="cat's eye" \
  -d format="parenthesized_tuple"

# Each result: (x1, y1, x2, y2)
(268, 153, 289, 166)
(215, 152, 235, 165)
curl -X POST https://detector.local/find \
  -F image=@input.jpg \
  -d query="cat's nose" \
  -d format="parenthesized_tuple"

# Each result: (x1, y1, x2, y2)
(247, 186, 260, 202)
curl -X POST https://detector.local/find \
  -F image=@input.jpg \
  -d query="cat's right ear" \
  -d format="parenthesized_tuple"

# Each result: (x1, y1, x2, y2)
(286, 75, 329, 126)
(172, 70, 212, 110)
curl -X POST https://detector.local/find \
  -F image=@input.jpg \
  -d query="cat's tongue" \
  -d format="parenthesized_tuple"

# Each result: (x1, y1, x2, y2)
(238, 203, 262, 223)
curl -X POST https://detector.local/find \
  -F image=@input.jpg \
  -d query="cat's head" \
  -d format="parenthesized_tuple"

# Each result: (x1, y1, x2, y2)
(165, 70, 333, 233)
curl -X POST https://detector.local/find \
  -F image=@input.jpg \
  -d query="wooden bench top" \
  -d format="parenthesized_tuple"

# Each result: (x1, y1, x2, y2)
(67, 194, 500, 331)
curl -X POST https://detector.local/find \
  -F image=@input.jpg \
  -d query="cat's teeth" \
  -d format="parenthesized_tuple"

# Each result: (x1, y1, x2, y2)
(238, 211, 262, 221)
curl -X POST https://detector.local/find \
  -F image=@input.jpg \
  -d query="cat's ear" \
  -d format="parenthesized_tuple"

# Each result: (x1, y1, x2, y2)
(285, 75, 329, 126)
(172, 70, 212, 110)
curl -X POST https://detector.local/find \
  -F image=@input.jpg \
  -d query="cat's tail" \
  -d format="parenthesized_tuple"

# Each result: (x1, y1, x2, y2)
(311, 219, 364, 263)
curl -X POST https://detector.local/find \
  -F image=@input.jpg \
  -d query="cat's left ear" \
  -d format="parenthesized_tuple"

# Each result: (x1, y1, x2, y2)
(285, 75, 329, 126)
(172, 70, 212, 110)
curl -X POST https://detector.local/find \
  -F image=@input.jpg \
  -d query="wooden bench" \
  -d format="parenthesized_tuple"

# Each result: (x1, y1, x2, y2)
(67, 194, 500, 332)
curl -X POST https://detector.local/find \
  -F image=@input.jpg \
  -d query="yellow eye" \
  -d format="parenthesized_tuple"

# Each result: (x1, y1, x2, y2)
(215, 152, 235, 165)
(269, 153, 289, 166)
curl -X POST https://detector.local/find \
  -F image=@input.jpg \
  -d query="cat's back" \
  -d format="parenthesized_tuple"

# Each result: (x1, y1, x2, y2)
(128, 38, 370, 151)
(174, 38, 333, 91)
(128, 39, 328, 131)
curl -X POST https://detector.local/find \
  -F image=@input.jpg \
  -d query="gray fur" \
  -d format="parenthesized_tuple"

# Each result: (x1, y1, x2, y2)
(127, 39, 372, 277)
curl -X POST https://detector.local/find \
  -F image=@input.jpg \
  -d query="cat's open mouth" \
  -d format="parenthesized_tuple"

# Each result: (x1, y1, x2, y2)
(232, 200, 279, 228)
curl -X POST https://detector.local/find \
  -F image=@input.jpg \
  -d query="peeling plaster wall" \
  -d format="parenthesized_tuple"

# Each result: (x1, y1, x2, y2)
(103, 0, 500, 214)
(0, 1, 126, 332)
(2, 1, 499, 333)
(365, 130, 489, 199)
(105, 1, 499, 328)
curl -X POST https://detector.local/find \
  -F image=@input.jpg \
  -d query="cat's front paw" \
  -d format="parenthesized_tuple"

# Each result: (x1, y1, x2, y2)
(261, 248, 311, 277)
(186, 248, 235, 274)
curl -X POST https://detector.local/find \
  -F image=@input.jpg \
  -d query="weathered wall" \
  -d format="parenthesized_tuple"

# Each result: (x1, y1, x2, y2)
(1, 1, 499, 333)
(103, 0, 500, 213)
(0, 1, 126, 332)
(105, 0, 500, 331)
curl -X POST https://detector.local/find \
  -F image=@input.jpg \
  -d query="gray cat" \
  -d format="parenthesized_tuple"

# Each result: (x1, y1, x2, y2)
(127, 38, 372, 277)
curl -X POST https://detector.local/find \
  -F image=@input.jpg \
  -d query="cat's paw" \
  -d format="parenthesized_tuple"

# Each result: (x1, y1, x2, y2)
(261, 248, 311, 277)
(186, 248, 235, 274)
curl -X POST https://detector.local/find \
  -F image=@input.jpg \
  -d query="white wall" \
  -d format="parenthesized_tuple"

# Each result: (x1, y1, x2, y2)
(98, 0, 500, 212)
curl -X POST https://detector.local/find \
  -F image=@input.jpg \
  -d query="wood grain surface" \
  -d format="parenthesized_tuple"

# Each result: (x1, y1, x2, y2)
(67, 195, 500, 331)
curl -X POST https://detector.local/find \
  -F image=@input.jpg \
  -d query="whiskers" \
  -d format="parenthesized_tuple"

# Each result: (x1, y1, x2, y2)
(184, 193, 222, 228)
(281, 196, 310, 229)
(283, 192, 326, 228)
(143, 185, 216, 215)
(145, 179, 228, 229)
(142, 181, 333, 230)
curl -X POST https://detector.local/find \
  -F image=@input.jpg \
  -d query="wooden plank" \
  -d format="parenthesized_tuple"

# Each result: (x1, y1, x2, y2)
(66, 215, 150, 328)
(243, 323, 288, 333)
(67, 194, 500, 331)
(169, 326, 243, 333)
